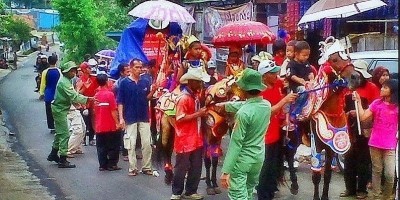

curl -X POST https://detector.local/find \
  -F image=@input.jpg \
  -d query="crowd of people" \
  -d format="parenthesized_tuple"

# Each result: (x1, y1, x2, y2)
(38, 34, 398, 200)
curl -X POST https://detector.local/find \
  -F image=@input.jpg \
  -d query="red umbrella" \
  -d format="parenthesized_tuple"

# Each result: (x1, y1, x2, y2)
(212, 20, 276, 47)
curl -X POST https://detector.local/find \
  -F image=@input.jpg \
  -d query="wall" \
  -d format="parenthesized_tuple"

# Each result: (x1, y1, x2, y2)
(352, 35, 398, 52)
(38, 12, 60, 30)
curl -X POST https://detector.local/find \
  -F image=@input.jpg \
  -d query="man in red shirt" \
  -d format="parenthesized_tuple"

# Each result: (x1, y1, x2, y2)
(341, 59, 380, 199)
(76, 62, 99, 145)
(170, 68, 210, 200)
(257, 60, 297, 200)
(94, 73, 121, 171)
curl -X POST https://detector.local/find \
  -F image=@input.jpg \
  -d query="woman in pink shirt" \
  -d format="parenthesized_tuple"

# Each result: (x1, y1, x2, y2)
(354, 79, 398, 200)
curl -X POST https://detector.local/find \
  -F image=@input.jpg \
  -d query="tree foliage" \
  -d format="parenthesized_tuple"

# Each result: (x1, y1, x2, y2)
(53, 0, 131, 63)
(3, 0, 51, 9)
(1, 0, 32, 49)
(94, 0, 131, 32)
(53, 0, 108, 63)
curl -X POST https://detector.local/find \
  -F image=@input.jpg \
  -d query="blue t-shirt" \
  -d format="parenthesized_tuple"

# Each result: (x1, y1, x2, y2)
(117, 77, 151, 124)
(44, 68, 61, 102)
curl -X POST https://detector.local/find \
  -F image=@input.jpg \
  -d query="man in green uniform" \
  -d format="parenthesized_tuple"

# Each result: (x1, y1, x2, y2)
(219, 68, 272, 200)
(47, 61, 90, 168)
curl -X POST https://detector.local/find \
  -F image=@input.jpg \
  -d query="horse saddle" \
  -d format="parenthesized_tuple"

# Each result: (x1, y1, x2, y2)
(156, 90, 183, 115)
(293, 72, 330, 121)
(312, 111, 350, 155)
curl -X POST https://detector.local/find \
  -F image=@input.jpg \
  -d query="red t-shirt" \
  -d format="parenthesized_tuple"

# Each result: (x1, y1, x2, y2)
(260, 79, 285, 144)
(94, 88, 118, 133)
(274, 55, 285, 66)
(174, 91, 203, 153)
(356, 81, 380, 104)
(81, 74, 99, 97)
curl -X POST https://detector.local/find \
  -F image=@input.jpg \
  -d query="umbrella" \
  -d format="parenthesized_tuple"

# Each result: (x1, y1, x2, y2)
(95, 49, 116, 59)
(128, 0, 196, 23)
(212, 20, 276, 47)
(298, 0, 387, 25)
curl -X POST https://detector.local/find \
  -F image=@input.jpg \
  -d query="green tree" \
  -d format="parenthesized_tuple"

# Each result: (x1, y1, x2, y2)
(53, 0, 107, 63)
(4, 18, 32, 49)
(1, 1, 32, 50)
(94, 0, 131, 31)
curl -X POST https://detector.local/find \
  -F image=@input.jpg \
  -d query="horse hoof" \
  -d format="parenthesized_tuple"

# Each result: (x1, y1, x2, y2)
(290, 182, 299, 195)
(313, 196, 320, 200)
(206, 187, 216, 195)
(290, 188, 299, 195)
(164, 170, 173, 185)
(213, 187, 222, 194)
(321, 195, 329, 200)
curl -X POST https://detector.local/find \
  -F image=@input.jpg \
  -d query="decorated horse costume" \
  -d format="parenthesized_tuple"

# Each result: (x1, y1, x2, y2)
(290, 37, 361, 200)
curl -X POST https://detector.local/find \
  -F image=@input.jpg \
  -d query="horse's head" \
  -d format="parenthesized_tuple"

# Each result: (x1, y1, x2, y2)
(320, 37, 362, 91)
(327, 52, 361, 90)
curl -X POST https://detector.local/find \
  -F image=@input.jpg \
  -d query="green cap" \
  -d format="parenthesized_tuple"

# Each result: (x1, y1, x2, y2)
(235, 68, 267, 91)
(60, 61, 78, 73)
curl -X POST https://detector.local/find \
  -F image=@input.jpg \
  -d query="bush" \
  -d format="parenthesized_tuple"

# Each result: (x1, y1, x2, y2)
(23, 49, 34, 55)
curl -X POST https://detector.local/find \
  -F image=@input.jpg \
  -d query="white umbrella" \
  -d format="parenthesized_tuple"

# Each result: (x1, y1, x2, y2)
(128, 0, 196, 23)
(298, 0, 387, 25)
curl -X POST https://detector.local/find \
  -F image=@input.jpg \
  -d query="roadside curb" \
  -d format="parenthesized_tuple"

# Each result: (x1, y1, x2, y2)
(0, 49, 39, 83)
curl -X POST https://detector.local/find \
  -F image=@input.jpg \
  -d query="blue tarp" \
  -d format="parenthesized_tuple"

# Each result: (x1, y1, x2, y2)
(110, 18, 182, 79)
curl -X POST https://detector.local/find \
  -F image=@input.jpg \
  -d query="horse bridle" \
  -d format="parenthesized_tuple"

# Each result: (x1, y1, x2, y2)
(335, 62, 354, 78)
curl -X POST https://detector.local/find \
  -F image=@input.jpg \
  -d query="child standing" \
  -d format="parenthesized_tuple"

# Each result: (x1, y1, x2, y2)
(272, 39, 286, 66)
(354, 79, 398, 200)
(94, 73, 121, 171)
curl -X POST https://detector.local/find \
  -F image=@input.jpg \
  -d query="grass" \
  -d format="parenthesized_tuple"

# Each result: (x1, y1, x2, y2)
(22, 49, 34, 55)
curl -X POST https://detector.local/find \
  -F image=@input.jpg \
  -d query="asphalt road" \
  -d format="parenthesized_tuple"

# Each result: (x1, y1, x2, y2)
(0, 46, 350, 200)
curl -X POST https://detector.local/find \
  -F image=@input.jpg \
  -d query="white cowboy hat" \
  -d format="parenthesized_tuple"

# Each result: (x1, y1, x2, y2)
(353, 60, 372, 78)
(148, 19, 169, 30)
(180, 68, 210, 84)
(251, 55, 261, 62)
(258, 51, 273, 61)
(88, 58, 97, 66)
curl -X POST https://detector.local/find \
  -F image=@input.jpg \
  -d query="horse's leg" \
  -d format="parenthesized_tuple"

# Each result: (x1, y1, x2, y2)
(310, 121, 322, 200)
(204, 156, 213, 188)
(211, 156, 222, 193)
(161, 114, 173, 185)
(312, 172, 322, 200)
(321, 148, 334, 200)
(286, 144, 299, 195)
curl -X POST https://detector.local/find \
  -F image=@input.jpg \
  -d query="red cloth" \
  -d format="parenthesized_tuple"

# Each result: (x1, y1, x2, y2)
(174, 93, 203, 153)
(260, 79, 285, 144)
(94, 88, 118, 133)
(356, 81, 380, 104)
(79, 62, 90, 71)
(274, 55, 285, 66)
(80, 75, 99, 97)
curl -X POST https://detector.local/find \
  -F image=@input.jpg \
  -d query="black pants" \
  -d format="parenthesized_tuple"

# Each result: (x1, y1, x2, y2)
(82, 109, 94, 142)
(172, 147, 203, 196)
(257, 141, 282, 200)
(96, 132, 120, 168)
(282, 130, 299, 184)
(343, 137, 371, 193)
(45, 101, 55, 130)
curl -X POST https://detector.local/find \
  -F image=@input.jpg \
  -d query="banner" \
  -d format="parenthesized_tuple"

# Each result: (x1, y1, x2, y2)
(142, 28, 168, 65)
(203, 2, 254, 42)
